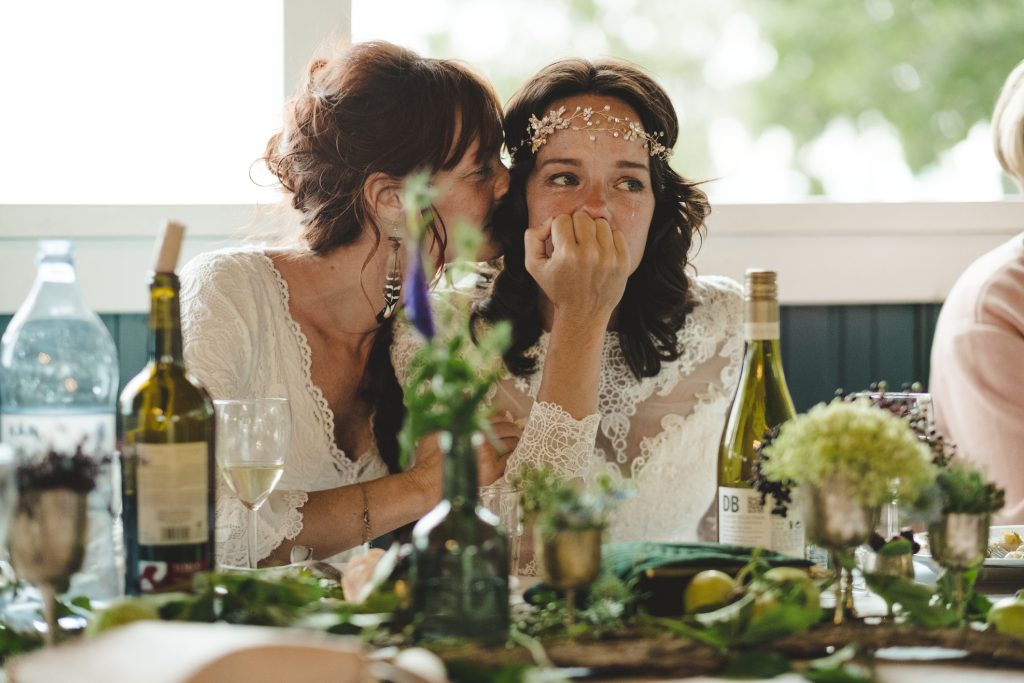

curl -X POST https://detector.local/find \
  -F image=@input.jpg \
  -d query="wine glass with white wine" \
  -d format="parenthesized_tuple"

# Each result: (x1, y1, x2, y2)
(214, 399, 291, 570)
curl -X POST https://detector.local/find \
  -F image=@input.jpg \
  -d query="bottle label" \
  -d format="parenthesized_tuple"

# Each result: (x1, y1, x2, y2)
(1, 411, 115, 459)
(744, 321, 780, 341)
(718, 486, 805, 558)
(136, 559, 210, 594)
(135, 442, 209, 545)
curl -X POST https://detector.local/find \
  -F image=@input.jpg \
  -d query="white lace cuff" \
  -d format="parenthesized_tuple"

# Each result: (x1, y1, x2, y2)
(505, 401, 600, 481)
(215, 475, 308, 567)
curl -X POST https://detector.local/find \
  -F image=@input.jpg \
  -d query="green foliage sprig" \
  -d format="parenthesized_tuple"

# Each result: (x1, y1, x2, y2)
(918, 460, 1005, 518)
(511, 465, 626, 537)
(396, 172, 511, 468)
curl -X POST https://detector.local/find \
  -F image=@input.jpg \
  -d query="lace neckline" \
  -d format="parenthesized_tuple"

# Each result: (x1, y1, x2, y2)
(255, 250, 364, 471)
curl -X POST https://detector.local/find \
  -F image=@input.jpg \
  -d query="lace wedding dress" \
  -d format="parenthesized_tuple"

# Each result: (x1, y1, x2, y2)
(392, 275, 743, 548)
(180, 248, 389, 567)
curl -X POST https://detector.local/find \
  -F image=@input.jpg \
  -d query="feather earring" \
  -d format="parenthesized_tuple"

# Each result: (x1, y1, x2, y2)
(376, 235, 402, 323)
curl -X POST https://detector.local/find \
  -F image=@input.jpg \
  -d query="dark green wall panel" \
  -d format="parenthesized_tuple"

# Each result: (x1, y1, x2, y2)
(839, 306, 875, 396)
(873, 306, 918, 391)
(116, 315, 149, 389)
(781, 306, 841, 411)
(0, 305, 946, 415)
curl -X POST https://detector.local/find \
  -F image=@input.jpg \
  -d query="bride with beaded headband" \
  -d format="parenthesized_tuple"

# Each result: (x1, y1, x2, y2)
(394, 56, 744, 572)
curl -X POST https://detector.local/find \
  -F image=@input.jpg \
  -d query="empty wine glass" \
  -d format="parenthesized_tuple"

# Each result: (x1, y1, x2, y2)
(214, 399, 291, 570)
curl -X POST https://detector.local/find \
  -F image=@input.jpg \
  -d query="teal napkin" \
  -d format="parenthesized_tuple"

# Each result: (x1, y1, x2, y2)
(526, 541, 811, 616)
(603, 541, 811, 585)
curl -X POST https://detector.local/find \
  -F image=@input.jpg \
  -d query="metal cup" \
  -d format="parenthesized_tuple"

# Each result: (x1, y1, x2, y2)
(928, 512, 989, 571)
(870, 552, 915, 579)
(536, 527, 603, 590)
(9, 489, 89, 593)
(802, 477, 880, 550)
(801, 477, 879, 625)
(535, 526, 603, 629)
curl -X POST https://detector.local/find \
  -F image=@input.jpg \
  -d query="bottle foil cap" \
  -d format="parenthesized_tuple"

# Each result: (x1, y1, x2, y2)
(744, 268, 778, 301)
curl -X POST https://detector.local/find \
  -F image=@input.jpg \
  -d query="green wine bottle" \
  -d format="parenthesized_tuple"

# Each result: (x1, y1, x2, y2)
(717, 269, 804, 557)
(119, 221, 215, 594)
(411, 431, 509, 643)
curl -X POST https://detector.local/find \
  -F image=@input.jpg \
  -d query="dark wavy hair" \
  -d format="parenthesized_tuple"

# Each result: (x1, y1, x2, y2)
(263, 41, 503, 472)
(473, 58, 710, 380)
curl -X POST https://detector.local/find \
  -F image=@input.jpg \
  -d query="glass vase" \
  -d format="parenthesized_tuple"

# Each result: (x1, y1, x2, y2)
(410, 431, 509, 643)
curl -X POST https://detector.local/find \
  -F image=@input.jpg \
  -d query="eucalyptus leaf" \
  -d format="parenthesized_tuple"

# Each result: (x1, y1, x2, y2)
(875, 538, 912, 557)
(863, 572, 959, 628)
(735, 602, 821, 646)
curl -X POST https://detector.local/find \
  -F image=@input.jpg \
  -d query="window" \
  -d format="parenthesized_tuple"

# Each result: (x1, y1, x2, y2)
(0, 0, 284, 204)
(353, 0, 1023, 202)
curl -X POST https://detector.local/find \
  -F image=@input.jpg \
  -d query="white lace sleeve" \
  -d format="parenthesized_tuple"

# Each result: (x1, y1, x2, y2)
(180, 251, 307, 566)
(180, 253, 255, 399)
(390, 317, 426, 387)
(504, 401, 600, 480)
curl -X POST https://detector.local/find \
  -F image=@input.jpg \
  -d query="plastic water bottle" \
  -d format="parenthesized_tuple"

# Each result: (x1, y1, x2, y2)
(0, 240, 123, 600)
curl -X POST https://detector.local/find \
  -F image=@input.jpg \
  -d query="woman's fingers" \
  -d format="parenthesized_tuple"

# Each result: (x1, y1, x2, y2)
(611, 228, 631, 271)
(572, 210, 597, 249)
(524, 219, 552, 263)
(550, 213, 575, 254)
(594, 217, 613, 254)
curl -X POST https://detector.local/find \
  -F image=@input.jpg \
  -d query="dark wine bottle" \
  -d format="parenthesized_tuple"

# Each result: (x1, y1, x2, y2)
(410, 431, 509, 643)
(717, 269, 804, 557)
(119, 221, 215, 593)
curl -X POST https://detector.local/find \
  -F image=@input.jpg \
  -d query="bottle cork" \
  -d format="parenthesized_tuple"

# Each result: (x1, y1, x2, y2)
(154, 220, 186, 274)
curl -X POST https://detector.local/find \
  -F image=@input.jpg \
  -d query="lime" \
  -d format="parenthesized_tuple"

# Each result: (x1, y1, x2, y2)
(86, 598, 159, 636)
(751, 591, 779, 621)
(684, 569, 736, 614)
(988, 597, 1024, 638)
(761, 566, 820, 609)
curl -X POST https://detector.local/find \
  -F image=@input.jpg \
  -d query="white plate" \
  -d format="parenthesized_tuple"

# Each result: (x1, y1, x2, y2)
(914, 524, 1024, 569)
(985, 524, 1024, 567)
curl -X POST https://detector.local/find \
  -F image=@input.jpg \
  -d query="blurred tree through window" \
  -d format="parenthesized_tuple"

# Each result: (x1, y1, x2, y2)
(354, 0, 1023, 202)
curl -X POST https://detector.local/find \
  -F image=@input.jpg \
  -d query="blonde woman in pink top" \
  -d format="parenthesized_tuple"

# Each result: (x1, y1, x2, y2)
(930, 58, 1024, 523)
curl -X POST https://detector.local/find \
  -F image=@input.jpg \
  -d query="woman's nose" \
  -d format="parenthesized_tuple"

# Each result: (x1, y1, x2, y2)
(579, 183, 609, 222)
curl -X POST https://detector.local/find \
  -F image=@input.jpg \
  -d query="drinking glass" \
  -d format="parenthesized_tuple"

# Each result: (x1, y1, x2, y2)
(479, 484, 522, 574)
(214, 399, 291, 569)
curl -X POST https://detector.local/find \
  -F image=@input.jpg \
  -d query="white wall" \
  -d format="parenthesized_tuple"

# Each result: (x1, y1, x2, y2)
(1, 200, 1020, 313)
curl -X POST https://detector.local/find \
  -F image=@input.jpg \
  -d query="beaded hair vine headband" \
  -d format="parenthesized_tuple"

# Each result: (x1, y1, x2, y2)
(511, 104, 672, 161)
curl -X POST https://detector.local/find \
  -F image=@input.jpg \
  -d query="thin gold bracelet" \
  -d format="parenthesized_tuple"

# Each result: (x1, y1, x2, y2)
(358, 482, 371, 544)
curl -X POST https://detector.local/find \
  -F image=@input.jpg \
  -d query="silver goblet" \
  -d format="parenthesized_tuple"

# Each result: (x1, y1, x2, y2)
(928, 512, 989, 618)
(802, 477, 879, 625)
(536, 526, 603, 629)
(8, 489, 89, 646)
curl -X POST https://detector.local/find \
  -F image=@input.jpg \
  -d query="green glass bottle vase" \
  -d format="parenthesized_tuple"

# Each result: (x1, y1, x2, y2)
(410, 431, 509, 643)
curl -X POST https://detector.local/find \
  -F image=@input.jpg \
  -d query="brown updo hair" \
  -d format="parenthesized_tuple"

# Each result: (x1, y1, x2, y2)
(474, 58, 710, 381)
(263, 41, 503, 475)
(264, 40, 504, 254)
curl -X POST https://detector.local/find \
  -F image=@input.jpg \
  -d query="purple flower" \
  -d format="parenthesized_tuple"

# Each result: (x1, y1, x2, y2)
(403, 244, 434, 340)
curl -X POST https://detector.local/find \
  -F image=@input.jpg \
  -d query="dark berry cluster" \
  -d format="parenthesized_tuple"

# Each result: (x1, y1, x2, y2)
(835, 381, 955, 468)
(15, 444, 105, 495)
(868, 529, 921, 554)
